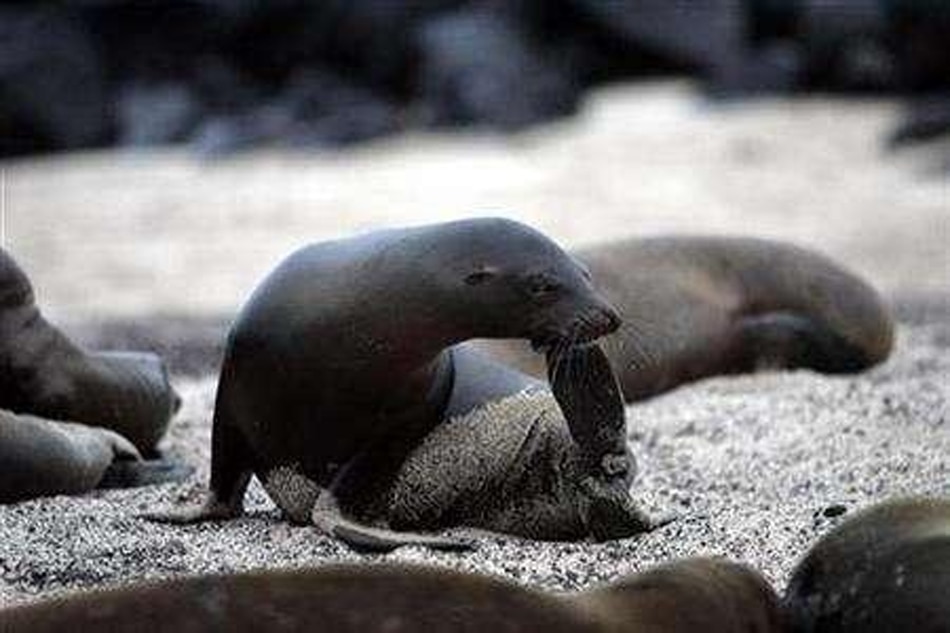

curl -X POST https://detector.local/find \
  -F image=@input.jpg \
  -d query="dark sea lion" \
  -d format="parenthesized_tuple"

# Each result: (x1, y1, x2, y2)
(0, 247, 184, 501)
(151, 218, 655, 550)
(474, 236, 894, 401)
(0, 247, 180, 451)
(784, 497, 950, 633)
(0, 409, 140, 503)
(0, 558, 782, 633)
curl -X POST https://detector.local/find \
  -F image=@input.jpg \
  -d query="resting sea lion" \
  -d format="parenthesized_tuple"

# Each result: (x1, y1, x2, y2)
(0, 247, 184, 502)
(151, 218, 654, 550)
(0, 558, 783, 633)
(784, 497, 950, 633)
(474, 236, 894, 401)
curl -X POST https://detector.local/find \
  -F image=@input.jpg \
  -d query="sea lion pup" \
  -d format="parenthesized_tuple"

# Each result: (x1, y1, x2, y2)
(150, 218, 656, 550)
(784, 497, 950, 633)
(475, 237, 894, 401)
(0, 558, 782, 633)
(0, 247, 184, 501)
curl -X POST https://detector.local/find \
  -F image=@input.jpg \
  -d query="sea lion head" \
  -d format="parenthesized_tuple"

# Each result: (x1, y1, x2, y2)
(0, 248, 35, 310)
(430, 217, 621, 349)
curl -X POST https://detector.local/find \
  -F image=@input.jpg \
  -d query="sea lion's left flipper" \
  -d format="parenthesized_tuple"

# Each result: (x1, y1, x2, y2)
(311, 489, 474, 553)
(97, 457, 194, 489)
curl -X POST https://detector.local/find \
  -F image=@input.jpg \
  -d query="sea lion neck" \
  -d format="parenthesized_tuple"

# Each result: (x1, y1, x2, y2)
(0, 249, 37, 310)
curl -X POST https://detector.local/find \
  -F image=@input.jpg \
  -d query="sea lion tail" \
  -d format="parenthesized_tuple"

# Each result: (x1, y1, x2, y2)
(312, 490, 475, 553)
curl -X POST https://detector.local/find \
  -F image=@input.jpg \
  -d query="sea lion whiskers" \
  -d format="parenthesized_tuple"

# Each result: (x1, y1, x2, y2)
(617, 322, 660, 371)
(549, 330, 580, 388)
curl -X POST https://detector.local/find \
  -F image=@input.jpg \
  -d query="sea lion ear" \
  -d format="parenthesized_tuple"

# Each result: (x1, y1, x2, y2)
(464, 266, 499, 286)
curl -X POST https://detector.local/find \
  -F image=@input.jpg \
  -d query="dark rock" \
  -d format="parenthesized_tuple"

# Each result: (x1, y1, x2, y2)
(798, 0, 896, 91)
(277, 67, 401, 147)
(415, 7, 581, 130)
(190, 111, 280, 158)
(190, 67, 402, 154)
(0, 6, 110, 156)
(117, 81, 204, 146)
(889, 94, 950, 146)
(822, 503, 848, 518)
(566, 0, 746, 77)
(1, 0, 949, 157)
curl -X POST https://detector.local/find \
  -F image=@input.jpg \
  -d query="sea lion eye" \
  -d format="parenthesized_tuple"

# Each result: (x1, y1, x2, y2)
(464, 267, 497, 286)
(527, 275, 562, 299)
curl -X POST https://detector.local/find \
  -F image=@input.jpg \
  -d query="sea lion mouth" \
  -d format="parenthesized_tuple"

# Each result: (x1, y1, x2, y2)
(531, 330, 598, 353)
(530, 331, 564, 353)
(530, 305, 621, 353)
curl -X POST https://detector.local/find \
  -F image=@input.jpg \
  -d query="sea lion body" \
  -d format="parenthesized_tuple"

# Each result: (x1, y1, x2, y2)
(784, 497, 950, 633)
(0, 558, 782, 633)
(163, 218, 652, 549)
(0, 247, 183, 502)
(476, 237, 894, 401)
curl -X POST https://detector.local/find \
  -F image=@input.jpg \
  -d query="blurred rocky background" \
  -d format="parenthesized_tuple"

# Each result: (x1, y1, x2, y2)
(2, 0, 949, 158)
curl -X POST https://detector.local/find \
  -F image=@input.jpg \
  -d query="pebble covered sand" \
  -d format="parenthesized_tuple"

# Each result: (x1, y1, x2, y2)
(0, 82, 947, 607)
(0, 298, 947, 606)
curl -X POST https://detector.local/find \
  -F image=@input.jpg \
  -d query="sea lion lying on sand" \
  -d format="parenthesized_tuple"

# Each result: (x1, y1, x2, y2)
(0, 247, 185, 503)
(0, 558, 783, 633)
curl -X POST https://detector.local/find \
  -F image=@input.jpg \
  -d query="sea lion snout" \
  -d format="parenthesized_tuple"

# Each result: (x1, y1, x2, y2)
(529, 299, 620, 352)
(571, 298, 622, 343)
(591, 297, 622, 334)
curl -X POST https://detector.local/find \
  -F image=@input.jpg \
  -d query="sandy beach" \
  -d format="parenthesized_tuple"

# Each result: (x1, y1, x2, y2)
(0, 81, 947, 606)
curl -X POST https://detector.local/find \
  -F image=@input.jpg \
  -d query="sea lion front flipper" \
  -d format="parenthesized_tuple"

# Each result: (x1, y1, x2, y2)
(0, 410, 142, 502)
(546, 343, 657, 540)
(311, 489, 474, 553)
(733, 312, 872, 373)
(144, 399, 254, 524)
(97, 457, 194, 489)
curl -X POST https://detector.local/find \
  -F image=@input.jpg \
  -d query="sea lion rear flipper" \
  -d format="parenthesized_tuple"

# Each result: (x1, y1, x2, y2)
(311, 490, 474, 553)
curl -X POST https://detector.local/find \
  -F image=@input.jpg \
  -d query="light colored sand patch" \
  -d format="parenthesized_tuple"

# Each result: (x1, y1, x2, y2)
(1, 82, 946, 321)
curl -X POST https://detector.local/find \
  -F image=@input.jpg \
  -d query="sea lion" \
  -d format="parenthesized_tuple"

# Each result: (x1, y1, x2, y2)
(0, 558, 783, 633)
(784, 497, 950, 633)
(0, 247, 184, 501)
(150, 218, 655, 550)
(474, 236, 894, 402)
